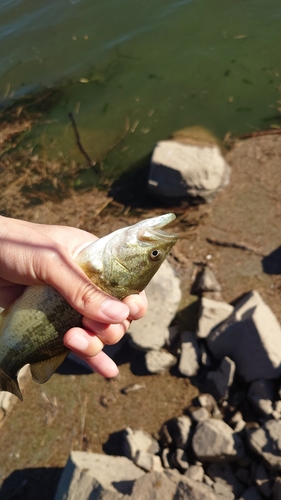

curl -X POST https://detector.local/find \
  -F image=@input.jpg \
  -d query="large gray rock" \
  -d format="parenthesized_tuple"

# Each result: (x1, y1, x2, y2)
(54, 452, 144, 500)
(128, 260, 181, 350)
(192, 418, 245, 462)
(148, 140, 230, 203)
(246, 419, 281, 471)
(206, 291, 281, 382)
(129, 471, 177, 500)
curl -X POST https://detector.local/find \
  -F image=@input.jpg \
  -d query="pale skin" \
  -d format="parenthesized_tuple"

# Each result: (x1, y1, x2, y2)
(0, 216, 148, 378)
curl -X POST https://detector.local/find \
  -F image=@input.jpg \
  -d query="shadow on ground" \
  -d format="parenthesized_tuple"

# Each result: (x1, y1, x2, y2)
(0, 467, 62, 500)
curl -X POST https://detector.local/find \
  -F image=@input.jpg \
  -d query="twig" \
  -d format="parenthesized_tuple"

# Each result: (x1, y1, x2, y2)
(68, 112, 98, 172)
(238, 129, 281, 140)
(207, 237, 265, 256)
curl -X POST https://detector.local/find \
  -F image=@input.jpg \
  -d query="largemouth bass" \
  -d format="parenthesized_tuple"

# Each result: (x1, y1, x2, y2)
(0, 213, 178, 400)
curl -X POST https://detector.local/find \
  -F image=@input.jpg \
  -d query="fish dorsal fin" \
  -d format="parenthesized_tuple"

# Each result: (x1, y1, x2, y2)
(30, 352, 69, 384)
(0, 368, 23, 401)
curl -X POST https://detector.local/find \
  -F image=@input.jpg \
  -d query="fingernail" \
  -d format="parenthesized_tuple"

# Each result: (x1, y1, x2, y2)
(67, 333, 89, 351)
(101, 299, 129, 321)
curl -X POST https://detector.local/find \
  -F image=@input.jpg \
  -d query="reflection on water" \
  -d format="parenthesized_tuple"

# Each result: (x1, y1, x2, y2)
(0, 0, 280, 179)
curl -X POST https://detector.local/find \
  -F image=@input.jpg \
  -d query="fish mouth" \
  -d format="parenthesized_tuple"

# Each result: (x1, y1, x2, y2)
(138, 213, 179, 243)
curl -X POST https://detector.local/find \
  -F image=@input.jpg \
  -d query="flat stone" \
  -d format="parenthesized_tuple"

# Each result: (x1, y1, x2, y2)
(178, 330, 200, 377)
(128, 260, 181, 350)
(54, 452, 144, 500)
(193, 267, 222, 293)
(192, 418, 245, 462)
(148, 140, 230, 203)
(197, 297, 233, 339)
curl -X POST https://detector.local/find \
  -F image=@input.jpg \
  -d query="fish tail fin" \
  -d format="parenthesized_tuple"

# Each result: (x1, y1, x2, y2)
(0, 369, 23, 401)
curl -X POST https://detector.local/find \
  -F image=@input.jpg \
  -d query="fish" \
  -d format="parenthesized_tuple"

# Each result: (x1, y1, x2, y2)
(0, 213, 178, 400)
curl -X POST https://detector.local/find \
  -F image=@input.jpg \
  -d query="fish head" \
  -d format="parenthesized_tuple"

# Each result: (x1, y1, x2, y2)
(100, 213, 178, 298)
(77, 213, 178, 299)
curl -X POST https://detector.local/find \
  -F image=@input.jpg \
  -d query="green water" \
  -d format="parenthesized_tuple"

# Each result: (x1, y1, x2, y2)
(0, 0, 280, 180)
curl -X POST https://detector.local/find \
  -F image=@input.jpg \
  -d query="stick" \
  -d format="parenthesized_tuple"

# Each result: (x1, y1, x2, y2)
(68, 112, 98, 171)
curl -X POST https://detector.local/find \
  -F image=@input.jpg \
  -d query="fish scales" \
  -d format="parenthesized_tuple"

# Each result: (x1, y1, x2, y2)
(0, 213, 178, 400)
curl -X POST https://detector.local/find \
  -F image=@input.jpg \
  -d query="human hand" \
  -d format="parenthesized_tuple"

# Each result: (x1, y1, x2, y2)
(0, 216, 147, 377)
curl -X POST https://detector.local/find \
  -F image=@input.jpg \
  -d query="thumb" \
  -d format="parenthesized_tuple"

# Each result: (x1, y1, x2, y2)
(38, 247, 130, 324)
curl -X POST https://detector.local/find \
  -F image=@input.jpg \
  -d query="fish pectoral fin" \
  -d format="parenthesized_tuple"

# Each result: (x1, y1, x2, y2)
(30, 352, 70, 384)
(0, 368, 23, 401)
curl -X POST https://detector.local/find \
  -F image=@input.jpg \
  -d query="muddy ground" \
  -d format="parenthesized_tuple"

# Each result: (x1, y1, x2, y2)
(0, 112, 281, 500)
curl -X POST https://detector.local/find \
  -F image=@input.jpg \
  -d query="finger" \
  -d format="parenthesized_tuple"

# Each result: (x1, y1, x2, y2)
(63, 327, 105, 357)
(78, 350, 119, 378)
(82, 317, 131, 345)
(122, 291, 148, 320)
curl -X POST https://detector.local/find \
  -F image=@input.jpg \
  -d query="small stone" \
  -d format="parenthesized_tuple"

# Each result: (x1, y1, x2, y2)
(198, 393, 221, 417)
(185, 465, 204, 482)
(145, 350, 177, 374)
(171, 448, 189, 471)
(159, 415, 192, 449)
(205, 356, 235, 401)
(189, 407, 210, 423)
(178, 331, 200, 377)
(123, 428, 159, 461)
(227, 411, 246, 433)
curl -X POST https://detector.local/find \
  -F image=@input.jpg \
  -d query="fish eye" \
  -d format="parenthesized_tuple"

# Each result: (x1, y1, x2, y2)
(150, 249, 162, 261)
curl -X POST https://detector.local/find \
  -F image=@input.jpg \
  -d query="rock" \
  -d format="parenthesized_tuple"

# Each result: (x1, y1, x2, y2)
(128, 260, 181, 350)
(175, 475, 218, 500)
(212, 481, 235, 500)
(238, 486, 263, 500)
(134, 450, 162, 472)
(196, 297, 234, 339)
(197, 393, 221, 417)
(171, 448, 189, 471)
(205, 356, 235, 401)
(207, 462, 245, 498)
(254, 463, 272, 498)
(273, 477, 281, 500)
(247, 379, 275, 417)
(185, 464, 205, 482)
(227, 412, 246, 433)
(189, 406, 210, 423)
(145, 350, 177, 374)
(54, 451, 144, 500)
(148, 140, 230, 203)
(235, 467, 250, 485)
(123, 428, 159, 461)
(207, 291, 281, 382)
(193, 267, 222, 293)
(159, 415, 192, 449)
(246, 419, 281, 471)
(192, 418, 245, 462)
(129, 471, 177, 500)
(178, 330, 200, 377)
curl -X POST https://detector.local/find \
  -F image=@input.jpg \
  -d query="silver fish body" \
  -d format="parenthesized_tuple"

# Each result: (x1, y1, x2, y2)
(0, 213, 178, 400)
